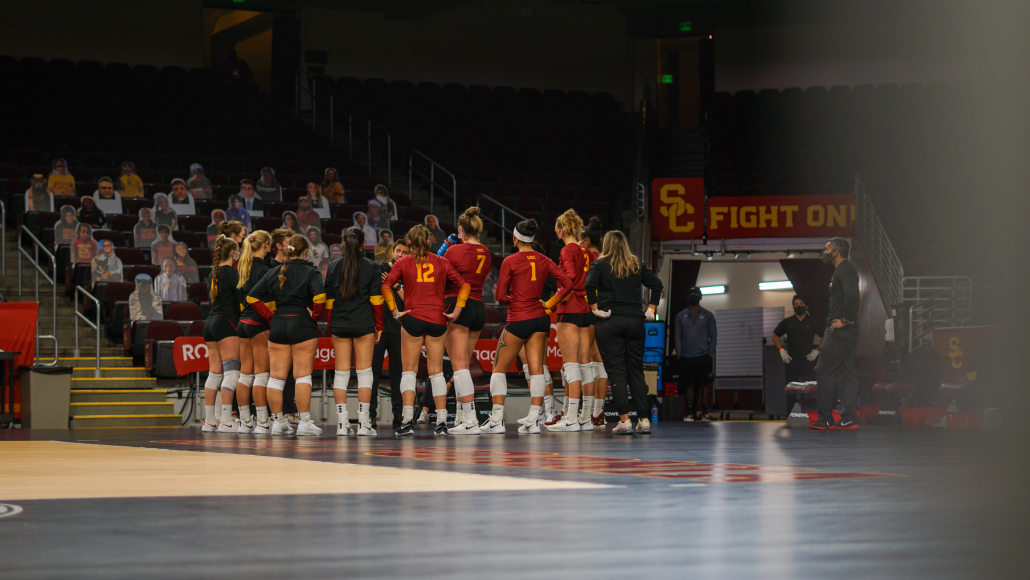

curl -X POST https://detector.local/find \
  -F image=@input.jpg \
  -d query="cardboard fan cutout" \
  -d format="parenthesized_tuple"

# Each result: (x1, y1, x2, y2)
(296, 197, 321, 231)
(226, 195, 252, 230)
(207, 209, 226, 247)
(173, 241, 199, 284)
(93, 177, 122, 215)
(71, 223, 97, 264)
(77, 196, 106, 229)
(238, 180, 264, 217)
(150, 224, 176, 265)
(54, 205, 79, 246)
(305, 227, 329, 265)
(133, 207, 158, 248)
(186, 163, 212, 200)
(91, 238, 124, 283)
(154, 257, 188, 301)
(281, 211, 299, 234)
(25, 174, 54, 212)
(116, 161, 145, 199)
(48, 158, 76, 197)
(255, 167, 282, 202)
(352, 212, 376, 250)
(424, 214, 446, 253)
(169, 178, 196, 216)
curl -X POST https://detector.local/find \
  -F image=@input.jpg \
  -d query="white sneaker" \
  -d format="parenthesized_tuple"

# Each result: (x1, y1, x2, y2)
(635, 419, 651, 434)
(357, 422, 377, 436)
(217, 419, 240, 433)
(578, 415, 595, 431)
(544, 411, 557, 424)
(237, 419, 255, 434)
(201, 420, 220, 432)
(271, 418, 295, 436)
(448, 421, 481, 435)
(480, 418, 505, 434)
(544, 417, 580, 432)
(517, 421, 540, 434)
(296, 420, 323, 437)
(336, 423, 354, 437)
(416, 410, 430, 424)
(612, 420, 634, 435)
(516, 415, 529, 426)
(252, 420, 272, 434)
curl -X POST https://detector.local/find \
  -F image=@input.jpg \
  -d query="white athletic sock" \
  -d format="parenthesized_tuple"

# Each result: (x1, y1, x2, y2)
(256, 406, 269, 424)
(490, 404, 504, 423)
(221, 404, 233, 425)
(563, 396, 569, 414)
(402, 406, 414, 423)
(239, 404, 252, 423)
(567, 398, 580, 422)
(205, 404, 216, 425)
(594, 398, 605, 415)
(273, 412, 285, 422)
(437, 408, 448, 425)
(527, 405, 541, 424)
(544, 395, 555, 415)
(336, 404, 347, 429)
(300, 412, 311, 423)
(462, 402, 476, 423)
(358, 402, 369, 424)
(453, 406, 464, 425)
(581, 396, 595, 420)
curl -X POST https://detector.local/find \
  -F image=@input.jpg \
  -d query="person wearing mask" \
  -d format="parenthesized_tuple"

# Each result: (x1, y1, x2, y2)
(133, 208, 157, 249)
(239, 179, 263, 215)
(255, 167, 282, 201)
(202, 236, 243, 433)
(186, 163, 212, 200)
(219, 220, 246, 245)
(773, 295, 824, 386)
(76, 196, 106, 229)
(116, 161, 144, 199)
(247, 234, 327, 436)
(811, 237, 861, 430)
(48, 158, 76, 198)
(150, 225, 175, 266)
(381, 225, 470, 436)
(374, 184, 399, 224)
(71, 223, 97, 264)
(169, 179, 196, 216)
(424, 214, 447, 254)
(128, 273, 163, 321)
(370, 239, 408, 428)
(91, 239, 124, 283)
(321, 168, 345, 204)
(585, 230, 664, 435)
(154, 258, 187, 301)
(485, 219, 572, 435)
(172, 242, 199, 285)
(236, 230, 274, 434)
(152, 193, 178, 232)
(325, 227, 385, 436)
(93, 176, 122, 215)
(25, 174, 53, 212)
(674, 286, 718, 422)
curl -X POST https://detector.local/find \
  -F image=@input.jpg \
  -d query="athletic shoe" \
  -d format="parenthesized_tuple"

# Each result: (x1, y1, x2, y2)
(336, 423, 354, 437)
(217, 419, 240, 433)
(395, 421, 415, 436)
(252, 420, 272, 434)
(416, 410, 430, 424)
(201, 420, 219, 432)
(592, 413, 605, 426)
(357, 422, 377, 436)
(448, 422, 481, 435)
(237, 419, 255, 434)
(544, 417, 580, 432)
(833, 419, 859, 430)
(684, 416, 695, 423)
(544, 411, 558, 424)
(271, 419, 295, 436)
(296, 420, 322, 437)
(544, 412, 564, 426)
(480, 418, 506, 434)
(809, 420, 834, 430)
(635, 419, 651, 434)
(578, 416, 595, 431)
(285, 413, 300, 426)
(434, 423, 449, 436)
(517, 421, 540, 434)
(612, 420, 634, 435)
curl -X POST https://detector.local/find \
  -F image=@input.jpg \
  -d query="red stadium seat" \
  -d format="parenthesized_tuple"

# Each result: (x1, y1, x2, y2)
(114, 248, 146, 265)
(165, 302, 203, 321)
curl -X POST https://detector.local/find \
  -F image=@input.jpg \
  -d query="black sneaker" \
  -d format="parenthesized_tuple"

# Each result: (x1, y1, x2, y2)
(809, 420, 834, 430)
(833, 419, 859, 430)
(434, 423, 449, 436)
(395, 421, 414, 436)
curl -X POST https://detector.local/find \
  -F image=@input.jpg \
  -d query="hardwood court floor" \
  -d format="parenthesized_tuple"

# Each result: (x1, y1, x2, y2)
(0, 422, 1015, 580)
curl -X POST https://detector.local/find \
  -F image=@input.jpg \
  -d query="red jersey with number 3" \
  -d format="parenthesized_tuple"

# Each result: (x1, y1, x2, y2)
(495, 251, 572, 321)
(556, 242, 592, 314)
(384, 253, 466, 325)
(444, 243, 491, 302)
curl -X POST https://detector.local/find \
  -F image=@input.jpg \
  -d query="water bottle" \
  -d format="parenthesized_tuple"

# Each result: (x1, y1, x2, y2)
(436, 233, 460, 256)
(651, 404, 658, 423)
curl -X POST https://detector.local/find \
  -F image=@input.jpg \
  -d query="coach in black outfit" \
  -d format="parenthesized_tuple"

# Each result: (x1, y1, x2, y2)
(370, 239, 407, 427)
(811, 237, 861, 430)
(772, 295, 823, 385)
(585, 231, 664, 435)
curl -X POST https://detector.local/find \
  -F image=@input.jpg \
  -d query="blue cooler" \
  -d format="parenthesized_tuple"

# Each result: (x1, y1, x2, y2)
(643, 323, 665, 363)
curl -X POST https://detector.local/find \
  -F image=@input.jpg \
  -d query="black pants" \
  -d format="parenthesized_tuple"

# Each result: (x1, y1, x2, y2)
(678, 355, 713, 418)
(369, 331, 402, 425)
(816, 326, 859, 423)
(594, 314, 648, 419)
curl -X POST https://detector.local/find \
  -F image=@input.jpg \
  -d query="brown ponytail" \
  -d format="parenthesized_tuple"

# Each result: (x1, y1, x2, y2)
(219, 220, 245, 240)
(278, 234, 310, 288)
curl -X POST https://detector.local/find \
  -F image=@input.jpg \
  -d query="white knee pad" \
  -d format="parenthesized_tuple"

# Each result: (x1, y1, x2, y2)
(580, 363, 595, 385)
(453, 369, 474, 398)
(266, 377, 285, 392)
(295, 374, 312, 387)
(238, 373, 255, 389)
(490, 373, 508, 397)
(253, 372, 270, 387)
(400, 371, 417, 394)
(529, 374, 546, 398)
(333, 370, 351, 391)
(429, 372, 447, 397)
(592, 361, 607, 380)
(221, 369, 240, 392)
(204, 372, 223, 392)
(563, 362, 582, 384)
(356, 367, 374, 391)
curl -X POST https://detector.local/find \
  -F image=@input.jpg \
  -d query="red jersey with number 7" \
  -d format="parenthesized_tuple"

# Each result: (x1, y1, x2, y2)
(382, 253, 468, 325)
(495, 251, 573, 321)
(444, 243, 492, 302)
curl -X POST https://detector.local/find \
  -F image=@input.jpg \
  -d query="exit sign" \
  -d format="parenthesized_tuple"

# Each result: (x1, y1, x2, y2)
(661, 74, 674, 84)
(679, 21, 692, 32)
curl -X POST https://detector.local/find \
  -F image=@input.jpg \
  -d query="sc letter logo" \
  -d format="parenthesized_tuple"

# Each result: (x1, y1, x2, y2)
(658, 183, 695, 233)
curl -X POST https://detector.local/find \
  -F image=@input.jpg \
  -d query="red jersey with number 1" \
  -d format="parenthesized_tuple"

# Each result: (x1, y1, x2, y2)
(495, 251, 573, 321)
(444, 243, 491, 302)
(556, 242, 592, 314)
(383, 253, 466, 325)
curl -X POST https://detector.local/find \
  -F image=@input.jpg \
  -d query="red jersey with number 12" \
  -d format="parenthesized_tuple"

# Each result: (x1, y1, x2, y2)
(383, 253, 466, 325)
(444, 243, 491, 302)
(556, 242, 592, 314)
(495, 251, 572, 321)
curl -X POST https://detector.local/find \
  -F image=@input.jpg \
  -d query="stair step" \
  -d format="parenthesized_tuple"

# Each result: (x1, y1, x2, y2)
(57, 357, 134, 367)
(70, 414, 182, 428)
(72, 367, 149, 378)
(70, 377, 157, 389)
(71, 389, 169, 403)
(70, 402, 175, 414)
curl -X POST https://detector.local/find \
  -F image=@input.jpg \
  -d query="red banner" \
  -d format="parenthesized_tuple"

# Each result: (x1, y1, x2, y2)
(651, 178, 705, 240)
(172, 337, 210, 376)
(0, 303, 39, 418)
(706, 194, 855, 239)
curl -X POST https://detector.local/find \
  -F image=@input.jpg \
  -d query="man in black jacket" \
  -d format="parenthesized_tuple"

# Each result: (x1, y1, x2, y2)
(812, 237, 861, 430)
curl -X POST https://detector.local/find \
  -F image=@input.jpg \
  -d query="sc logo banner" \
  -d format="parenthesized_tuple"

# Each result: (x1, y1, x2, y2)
(650, 178, 704, 240)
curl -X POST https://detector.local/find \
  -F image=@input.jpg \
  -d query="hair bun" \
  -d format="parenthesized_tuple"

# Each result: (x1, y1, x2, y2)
(588, 216, 603, 229)
(464, 206, 480, 217)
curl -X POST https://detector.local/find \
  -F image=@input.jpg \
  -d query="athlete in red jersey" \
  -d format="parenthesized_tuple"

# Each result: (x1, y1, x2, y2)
(381, 224, 470, 436)
(442, 207, 493, 435)
(581, 216, 608, 425)
(482, 219, 572, 434)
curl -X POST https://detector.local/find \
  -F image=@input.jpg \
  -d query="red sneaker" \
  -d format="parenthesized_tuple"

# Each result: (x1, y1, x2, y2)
(809, 420, 834, 430)
(545, 412, 563, 426)
(592, 413, 605, 426)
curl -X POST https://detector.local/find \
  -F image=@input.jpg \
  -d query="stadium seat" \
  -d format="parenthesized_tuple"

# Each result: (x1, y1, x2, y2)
(165, 302, 202, 321)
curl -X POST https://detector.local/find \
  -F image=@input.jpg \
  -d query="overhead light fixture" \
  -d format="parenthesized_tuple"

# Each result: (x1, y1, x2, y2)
(759, 281, 794, 291)
(787, 252, 797, 259)
(700, 285, 726, 295)
(706, 253, 713, 261)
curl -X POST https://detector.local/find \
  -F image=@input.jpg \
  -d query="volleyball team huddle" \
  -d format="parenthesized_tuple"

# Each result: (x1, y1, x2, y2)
(200, 205, 662, 438)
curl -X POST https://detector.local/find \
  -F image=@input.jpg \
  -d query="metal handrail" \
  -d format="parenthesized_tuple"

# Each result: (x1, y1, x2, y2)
(410, 150, 457, 226)
(17, 225, 58, 365)
(348, 110, 393, 186)
(74, 285, 102, 377)
(908, 284, 973, 352)
(478, 194, 528, 255)
(854, 175, 903, 309)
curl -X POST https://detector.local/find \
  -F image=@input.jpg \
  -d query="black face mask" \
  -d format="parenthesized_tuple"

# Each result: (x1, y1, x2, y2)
(794, 306, 806, 316)
(821, 251, 835, 265)
(687, 295, 701, 306)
